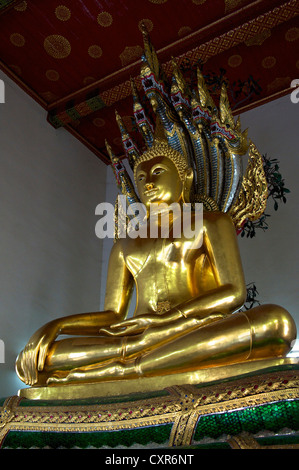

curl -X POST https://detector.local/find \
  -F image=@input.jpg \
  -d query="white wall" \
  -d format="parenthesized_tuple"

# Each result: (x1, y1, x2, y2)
(0, 71, 107, 397)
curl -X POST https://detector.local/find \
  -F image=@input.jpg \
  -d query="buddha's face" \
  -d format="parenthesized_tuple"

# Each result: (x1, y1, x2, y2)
(136, 155, 183, 208)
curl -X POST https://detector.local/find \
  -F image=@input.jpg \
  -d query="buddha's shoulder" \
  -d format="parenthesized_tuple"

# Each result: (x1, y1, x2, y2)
(202, 211, 235, 228)
(112, 233, 153, 256)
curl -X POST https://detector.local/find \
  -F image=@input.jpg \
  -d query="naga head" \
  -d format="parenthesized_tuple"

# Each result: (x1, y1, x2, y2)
(210, 83, 248, 155)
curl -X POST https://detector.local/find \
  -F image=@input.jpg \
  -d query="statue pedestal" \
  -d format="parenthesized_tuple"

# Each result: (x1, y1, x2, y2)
(17, 357, 299, 401)
(1, 359, 299, 449)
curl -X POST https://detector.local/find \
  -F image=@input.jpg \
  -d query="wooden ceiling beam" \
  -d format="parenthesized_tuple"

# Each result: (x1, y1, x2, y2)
(46, 0, 298, 130)
(47, 0, 288, 115)
(0, 59, 48, 108)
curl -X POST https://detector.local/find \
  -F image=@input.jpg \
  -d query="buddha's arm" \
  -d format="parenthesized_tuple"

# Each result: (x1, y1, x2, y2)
(103, 240, 134, 319)
(177, 212, 247, 318)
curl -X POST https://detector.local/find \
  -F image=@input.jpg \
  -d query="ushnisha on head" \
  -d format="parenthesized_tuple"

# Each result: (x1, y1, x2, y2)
(133, 141, 189, 184)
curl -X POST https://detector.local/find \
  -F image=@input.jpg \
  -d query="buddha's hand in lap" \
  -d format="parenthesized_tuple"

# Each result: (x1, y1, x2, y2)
(99, 312, 226, 337)
(99, 314, 165, 336)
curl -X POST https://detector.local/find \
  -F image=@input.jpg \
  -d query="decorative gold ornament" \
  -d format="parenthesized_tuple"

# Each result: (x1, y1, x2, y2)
(83, 76, 96, 85)
(148, 0, 167, 4)
(88, 45, 103, 59)
(93, 117, 106, 128)
(228, 54, 242, 67)
(244, 29, 271, 46)
(261, 56, 276, 68)
(44, 35, 71, 59)
(119, 46, 143, 66)
(10, 33, 25, 47)
(267, 76, 291, 93)
(14, 1, 27, 11)
(285, 27, 299, 42)
(224, 0, 247, 13)
(45, 70, 60, 81)
(178, 26, 192, 37)
(138, 19, 153, 33)
(97, 12, 113, 27)
(229, 141, 268, 230)
(55, 5, 71, 21)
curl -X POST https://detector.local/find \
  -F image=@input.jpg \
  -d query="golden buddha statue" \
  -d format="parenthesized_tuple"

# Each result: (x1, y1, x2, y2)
(16, 27, 296, 397)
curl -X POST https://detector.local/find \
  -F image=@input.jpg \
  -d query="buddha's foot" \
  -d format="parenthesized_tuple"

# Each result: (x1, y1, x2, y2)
(47, 360, 135, 385)
(47, 370, 69, 385)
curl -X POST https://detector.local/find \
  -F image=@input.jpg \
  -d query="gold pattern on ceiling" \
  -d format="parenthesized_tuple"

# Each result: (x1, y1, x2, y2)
(0, 0, 297, 163)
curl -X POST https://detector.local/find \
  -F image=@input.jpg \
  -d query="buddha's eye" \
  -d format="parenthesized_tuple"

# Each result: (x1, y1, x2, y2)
(152, 167, 165, 176)
(138, 174, 145, 181)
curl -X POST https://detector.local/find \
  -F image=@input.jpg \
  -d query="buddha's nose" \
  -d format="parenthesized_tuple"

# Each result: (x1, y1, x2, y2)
(145, 182, 155, 191)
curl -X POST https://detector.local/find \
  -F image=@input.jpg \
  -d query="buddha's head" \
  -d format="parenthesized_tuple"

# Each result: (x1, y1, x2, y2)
(134, 142, 193, 209)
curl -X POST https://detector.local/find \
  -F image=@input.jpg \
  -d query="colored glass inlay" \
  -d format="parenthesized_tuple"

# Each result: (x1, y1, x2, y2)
(193, 400, 299, 442)
(2, 423, 173, 449)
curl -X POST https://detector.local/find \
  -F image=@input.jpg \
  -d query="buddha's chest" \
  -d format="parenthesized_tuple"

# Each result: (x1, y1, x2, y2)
(123, 237, 203, 307)
(123, 237, 192, 274)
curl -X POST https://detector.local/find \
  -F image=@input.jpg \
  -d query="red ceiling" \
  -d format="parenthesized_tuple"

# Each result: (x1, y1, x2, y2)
(0, 0, 298, 164)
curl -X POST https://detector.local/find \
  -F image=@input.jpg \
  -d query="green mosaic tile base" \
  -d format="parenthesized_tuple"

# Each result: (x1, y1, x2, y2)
(193, 400, 299, 442)
(2, 364, 299, 449)
(2, 423, 173, 449)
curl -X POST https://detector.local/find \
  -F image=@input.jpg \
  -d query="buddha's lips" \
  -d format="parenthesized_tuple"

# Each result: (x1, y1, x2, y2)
(144, 188, 158, 196)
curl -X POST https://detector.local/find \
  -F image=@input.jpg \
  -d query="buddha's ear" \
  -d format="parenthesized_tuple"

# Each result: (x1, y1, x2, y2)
(182, 168, 194, 203)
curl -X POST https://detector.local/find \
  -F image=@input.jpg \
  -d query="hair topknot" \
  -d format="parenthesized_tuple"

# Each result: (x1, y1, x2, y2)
(133, 142, 189, 183)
